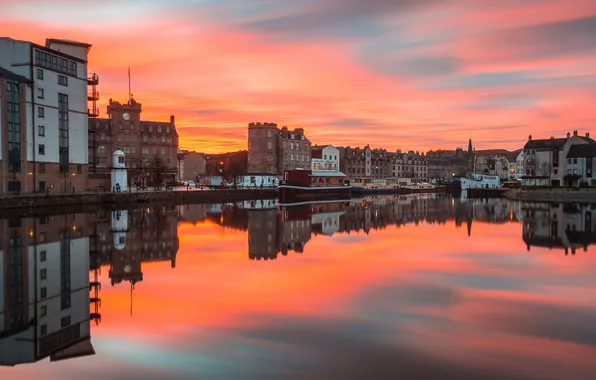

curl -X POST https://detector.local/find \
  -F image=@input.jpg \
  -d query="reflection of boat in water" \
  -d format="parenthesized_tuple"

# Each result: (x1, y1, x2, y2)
(279, 169, 351, 204)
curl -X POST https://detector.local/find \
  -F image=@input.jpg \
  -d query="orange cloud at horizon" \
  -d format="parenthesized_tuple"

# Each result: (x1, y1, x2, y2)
(1, 0, 596, 154)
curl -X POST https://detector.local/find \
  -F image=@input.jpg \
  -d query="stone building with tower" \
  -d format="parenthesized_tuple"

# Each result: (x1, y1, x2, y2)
(88, 97, 179, 189)
(247, 122, 311, 175)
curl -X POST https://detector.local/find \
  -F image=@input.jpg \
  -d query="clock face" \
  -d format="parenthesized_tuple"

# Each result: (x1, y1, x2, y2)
(122, 112, 131, 121)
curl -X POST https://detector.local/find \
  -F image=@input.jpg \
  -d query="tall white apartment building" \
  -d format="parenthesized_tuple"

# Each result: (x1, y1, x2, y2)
(0, 37, 96, 194)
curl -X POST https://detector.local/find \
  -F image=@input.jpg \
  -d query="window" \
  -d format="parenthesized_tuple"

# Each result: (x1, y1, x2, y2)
(37, 87, 44, 99)
(40, 250, 47, 261)
(41, 269, 47, 280)
(161, 148, 165, 155)
(38, 125, 45, 136)
(39, 232, 46, 243)
(41, 287, 47, 299)
(77, 165, 82, 174)
(37, 69, 44, 80)
(574, 158, 578, 164)
(61, 316, 71, 327)
(267, 141, 272, 150)
(149, 125, 153, 132)
(41, 305, 47, 317)
(166, 126, 170, 133)
(38, 144, 45, 155)
(158, 126, 162, 133)
(58, 75, 68, 86)
(132, 147, 136, 154)
(38, 107, 44, 118)
(41, 324, 47, 336)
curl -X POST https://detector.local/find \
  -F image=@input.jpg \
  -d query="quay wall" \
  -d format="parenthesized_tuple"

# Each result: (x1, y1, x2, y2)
(504, 190, 596, 204)
(0, 189, 278, 218)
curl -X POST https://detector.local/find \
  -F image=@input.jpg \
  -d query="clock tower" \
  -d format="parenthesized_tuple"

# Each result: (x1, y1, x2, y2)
(107, 97, 142, 136)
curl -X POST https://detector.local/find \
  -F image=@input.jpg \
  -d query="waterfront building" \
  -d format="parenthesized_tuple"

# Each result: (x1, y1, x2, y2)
(470, 149, 522, 180)
(0, 38, 95, 195)
(338, 145, 392, 180)
(178, 150, 207, 182)
(311, 145, 340, 172)
(204, 150, 248, 182)
(522, 131, 595, 187)
(391, 150, 428, 183)
(426, 148, 470, 181)
(247, 122, 311, 175)
(88, 97, 179, 189)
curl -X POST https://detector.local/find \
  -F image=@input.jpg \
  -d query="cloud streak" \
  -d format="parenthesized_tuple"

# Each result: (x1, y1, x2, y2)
(0, 0, 595, 152)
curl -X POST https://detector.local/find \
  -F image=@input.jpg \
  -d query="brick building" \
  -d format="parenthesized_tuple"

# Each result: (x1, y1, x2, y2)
(391, 151, 428, 182)
(338, 146, 392, 180)
(204, 150, 248, 181)
(88, 97, 179, 188)
(247, 122, 311, 175)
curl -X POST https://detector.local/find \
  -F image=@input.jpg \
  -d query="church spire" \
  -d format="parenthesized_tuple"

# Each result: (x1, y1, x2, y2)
(468, 136, 473, 154)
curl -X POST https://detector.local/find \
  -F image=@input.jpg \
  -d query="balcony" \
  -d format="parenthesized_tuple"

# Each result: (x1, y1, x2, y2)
(88, 89, 99, 101)
(87, 73, 99, 86)
(88, 104, 99, 117)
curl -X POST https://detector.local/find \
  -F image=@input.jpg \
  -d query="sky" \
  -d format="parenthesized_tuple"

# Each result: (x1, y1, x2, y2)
(1, 0, 596, 153)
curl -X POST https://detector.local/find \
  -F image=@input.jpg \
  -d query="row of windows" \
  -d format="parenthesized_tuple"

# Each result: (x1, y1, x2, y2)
(35, 50, 77, 77)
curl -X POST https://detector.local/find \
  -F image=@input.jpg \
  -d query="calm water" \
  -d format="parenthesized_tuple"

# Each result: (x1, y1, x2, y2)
(1, 195, 595, 379)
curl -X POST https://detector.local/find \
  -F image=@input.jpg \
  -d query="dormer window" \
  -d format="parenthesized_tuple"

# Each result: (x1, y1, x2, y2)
(166, 126, 170, 133)
(149, 125, 153, 132)
(158, 126, 162, 133)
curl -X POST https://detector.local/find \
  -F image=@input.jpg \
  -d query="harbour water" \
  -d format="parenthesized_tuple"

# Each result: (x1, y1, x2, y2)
(0, 195, 595, 379)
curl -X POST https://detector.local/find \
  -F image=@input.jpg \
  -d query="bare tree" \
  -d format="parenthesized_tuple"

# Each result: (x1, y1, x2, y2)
(149, 155, 167, 190)
(537, 160, 552, 187)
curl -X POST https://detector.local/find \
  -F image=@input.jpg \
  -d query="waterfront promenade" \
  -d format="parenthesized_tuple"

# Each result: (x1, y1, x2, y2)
(0, 187, 278, 217)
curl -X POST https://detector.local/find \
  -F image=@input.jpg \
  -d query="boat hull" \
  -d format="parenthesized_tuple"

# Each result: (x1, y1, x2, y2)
(279, 185, 352, 204)
(352, 186, 402, 195)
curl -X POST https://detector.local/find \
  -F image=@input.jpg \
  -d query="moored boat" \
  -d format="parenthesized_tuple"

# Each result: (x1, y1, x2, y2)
(460, 173, 502, 190)
(279, 169, 351, 204)
(398, 178, 437, 193)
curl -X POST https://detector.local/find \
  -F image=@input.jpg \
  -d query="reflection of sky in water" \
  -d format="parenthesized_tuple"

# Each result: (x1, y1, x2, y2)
(2, 200, 596, 380)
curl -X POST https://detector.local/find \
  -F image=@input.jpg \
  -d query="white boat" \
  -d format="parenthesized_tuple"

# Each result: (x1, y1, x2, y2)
(398, 178, 436, 192)
(460, 173, 501, 190)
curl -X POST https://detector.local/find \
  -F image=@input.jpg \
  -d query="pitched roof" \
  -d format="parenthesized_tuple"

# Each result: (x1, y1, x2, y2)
(524, 138, 567, 149)
(525, 136, 595, 149)
(474, 149, 522, 160)
(566, 144, 596, 158)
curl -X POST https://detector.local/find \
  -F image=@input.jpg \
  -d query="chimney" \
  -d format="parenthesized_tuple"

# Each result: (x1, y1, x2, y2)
(586, 132, 591, 138)
(573, 130, 578, 137)
(528, 135, 532, 141)
(170, 115, 175, 125)
(567, 132, 571, 139)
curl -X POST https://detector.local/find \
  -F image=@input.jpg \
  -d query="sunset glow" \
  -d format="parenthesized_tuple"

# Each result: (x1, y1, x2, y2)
(2, 0, 595, 153)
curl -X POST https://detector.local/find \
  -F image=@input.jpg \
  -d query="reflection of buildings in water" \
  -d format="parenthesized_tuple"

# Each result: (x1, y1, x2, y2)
(523, 202, 596, 254)
(0, 216, 94, 366)
(244, 195, 529, 261)
(0, 206, 182, 365)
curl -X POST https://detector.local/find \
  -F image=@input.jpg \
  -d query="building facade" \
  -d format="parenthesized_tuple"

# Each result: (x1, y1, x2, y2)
(522, 131, 595, 187)
(392, 151, 428, 182)
(311, 145, 340, 171)
(88, 97, 179, 188)
(178, 150, 207, 181)
(0, 37, 94, 194)
(338, 146, 393, 180)
(247, 122, 311, 175)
